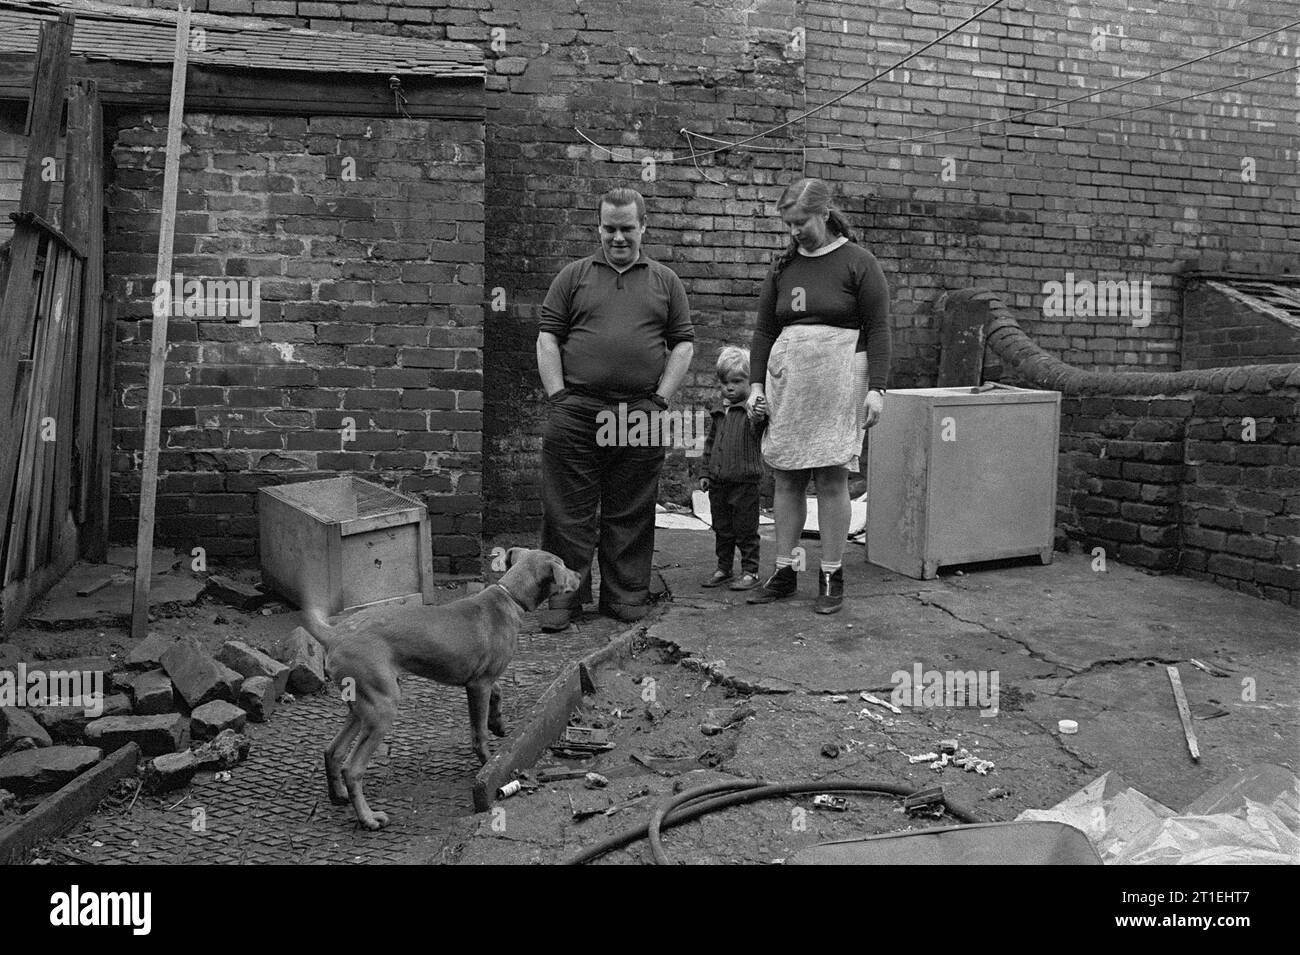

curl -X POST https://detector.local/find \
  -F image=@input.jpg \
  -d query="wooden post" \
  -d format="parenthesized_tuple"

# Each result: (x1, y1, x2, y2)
(131, 4, 192, 639)
(64, 81, 105, 535)
(0, 11, 74, 567)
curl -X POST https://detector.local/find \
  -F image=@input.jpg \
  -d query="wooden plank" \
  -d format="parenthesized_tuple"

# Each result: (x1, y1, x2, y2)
(0, 54, 485, 120)
(937, 310, 988, 387)
(5, 239, 60, 584)
(0, 12, 74, 567)
(1166, 665, 1201, 762)
(4, 240, 56, 583)
(0, 744, 140, 865)
(7, 210, 86, 260)
(64, 81, 104, 527)
(48, 254, 83, 565)
(85, 294, 116, 562)
(132, 5, 190, 640)
(27, 247, 76, 577)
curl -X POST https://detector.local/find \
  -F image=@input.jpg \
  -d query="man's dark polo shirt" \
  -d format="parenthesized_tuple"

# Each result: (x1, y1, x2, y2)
(539, 250, 694, 401)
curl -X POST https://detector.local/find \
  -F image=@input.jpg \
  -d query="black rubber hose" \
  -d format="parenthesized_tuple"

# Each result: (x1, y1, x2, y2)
(562, 778, 981, 865)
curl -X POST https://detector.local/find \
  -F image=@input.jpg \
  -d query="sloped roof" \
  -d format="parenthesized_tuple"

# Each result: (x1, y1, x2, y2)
(1203, 277, 1300, 329)
(0, 0, 485, 77)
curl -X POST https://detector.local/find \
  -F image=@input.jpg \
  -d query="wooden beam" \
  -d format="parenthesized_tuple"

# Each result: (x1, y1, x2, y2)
(47, 252, 82, 570)
(131, 4, 190, 640)
(63, 80, 104, 533)
(5, 238, 60, 584)
(1166, 665, 1200, 763)
(0, 55, 485, 121)
(0, 10, 74, 569)
(86, 294, 115, 563)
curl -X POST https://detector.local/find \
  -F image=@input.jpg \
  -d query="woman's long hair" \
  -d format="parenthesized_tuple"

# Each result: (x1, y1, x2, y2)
(772, 178, 857, 277)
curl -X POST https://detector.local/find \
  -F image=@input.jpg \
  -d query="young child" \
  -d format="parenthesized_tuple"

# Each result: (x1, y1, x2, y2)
(700, 346, 766, 590)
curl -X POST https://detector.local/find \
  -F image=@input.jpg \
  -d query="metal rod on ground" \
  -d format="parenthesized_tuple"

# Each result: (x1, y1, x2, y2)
(131, 3, 192, 639)
(1166, 665, 1200, 762)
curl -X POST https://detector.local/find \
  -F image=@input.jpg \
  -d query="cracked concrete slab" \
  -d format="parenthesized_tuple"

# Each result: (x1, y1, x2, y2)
(647, 528, 1299, 815)
(24, 563, 205, 629)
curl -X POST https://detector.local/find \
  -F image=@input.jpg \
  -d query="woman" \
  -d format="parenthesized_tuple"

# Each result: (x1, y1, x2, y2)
(745, 178, 892, 614)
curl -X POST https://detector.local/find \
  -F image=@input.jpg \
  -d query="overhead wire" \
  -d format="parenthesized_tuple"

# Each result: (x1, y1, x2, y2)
(680, 63, 1299, 156)
(574, 0, 1009, 163)
(573, 13, 1300, 166)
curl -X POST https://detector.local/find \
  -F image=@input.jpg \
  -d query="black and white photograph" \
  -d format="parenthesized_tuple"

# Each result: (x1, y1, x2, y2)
(0, 0, 1295, 906)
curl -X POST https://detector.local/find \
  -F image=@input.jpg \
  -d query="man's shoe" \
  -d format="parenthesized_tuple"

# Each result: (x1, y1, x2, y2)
(746, 566, 797, 604)
(539, 607, 576, 632)
(814, 568, 844, 614)
(600, 602, 649, 623)
(728, 572, 760, 591)
(701, 569, 733, 588)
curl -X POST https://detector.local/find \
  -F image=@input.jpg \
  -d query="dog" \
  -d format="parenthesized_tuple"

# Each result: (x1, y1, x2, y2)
(298, 547, 580, 830)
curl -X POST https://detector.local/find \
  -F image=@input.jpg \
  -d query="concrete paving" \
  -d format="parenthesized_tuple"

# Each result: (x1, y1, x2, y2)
(652, 528, 1298, 810)
(451, 526, 1298, 864)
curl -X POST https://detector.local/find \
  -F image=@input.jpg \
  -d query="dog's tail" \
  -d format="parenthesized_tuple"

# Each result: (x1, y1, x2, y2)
(299, 605, 342, 654)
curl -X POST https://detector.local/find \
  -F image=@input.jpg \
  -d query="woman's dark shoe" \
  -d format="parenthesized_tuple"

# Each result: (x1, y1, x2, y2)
(701, 569, 733, 588)
(814, 568, 844, 614)
(747, 566, 797, 604)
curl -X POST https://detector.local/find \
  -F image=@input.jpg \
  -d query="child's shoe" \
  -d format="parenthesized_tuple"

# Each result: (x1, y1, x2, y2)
(728, 573, 760, 590)
(701, 569, 733, 588)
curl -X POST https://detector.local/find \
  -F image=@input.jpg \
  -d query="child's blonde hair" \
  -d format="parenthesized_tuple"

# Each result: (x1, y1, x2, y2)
(716, 346, 750, 380)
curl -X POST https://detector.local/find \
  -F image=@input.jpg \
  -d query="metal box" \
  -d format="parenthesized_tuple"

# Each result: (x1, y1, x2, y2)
(258, 476, 436, 614)
(866, 384, 1061, 579)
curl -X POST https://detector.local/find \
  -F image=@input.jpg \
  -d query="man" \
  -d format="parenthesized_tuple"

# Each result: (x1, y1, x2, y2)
(536, 187, 695, 632)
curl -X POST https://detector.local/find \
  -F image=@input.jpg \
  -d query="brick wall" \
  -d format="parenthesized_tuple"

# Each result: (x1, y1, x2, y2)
(1182, 279, 1300, 370)
(30, 0, 1300, 551)
(104, 110, 486, 572)
(471, 0, 805, 532)
(104, 0, 806, 533)
(0, 107, 67, 246)
(805, 0, 1300, 386)
(975, 289, 1300, 608)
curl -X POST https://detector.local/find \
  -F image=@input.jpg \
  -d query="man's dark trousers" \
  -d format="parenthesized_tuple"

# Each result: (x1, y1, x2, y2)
(709, 480, 760, 575)
(542, 393, 665, 613)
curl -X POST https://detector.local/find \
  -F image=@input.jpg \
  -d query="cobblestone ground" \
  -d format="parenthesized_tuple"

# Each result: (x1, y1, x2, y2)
(39, 625, 616, 865)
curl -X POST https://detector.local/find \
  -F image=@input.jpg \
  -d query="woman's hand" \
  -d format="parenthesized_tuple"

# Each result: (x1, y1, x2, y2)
(700, 477, 711, 492)
(863, 389, 884, 429)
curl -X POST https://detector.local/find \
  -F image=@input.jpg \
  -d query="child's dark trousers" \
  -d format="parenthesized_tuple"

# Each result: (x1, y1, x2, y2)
(710, 480, 760, 575)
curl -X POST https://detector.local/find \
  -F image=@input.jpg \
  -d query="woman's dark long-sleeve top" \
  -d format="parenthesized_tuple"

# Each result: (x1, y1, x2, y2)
(749, 241, 892, 389)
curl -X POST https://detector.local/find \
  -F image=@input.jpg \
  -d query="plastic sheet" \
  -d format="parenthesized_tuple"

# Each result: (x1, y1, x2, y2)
(1017, 764, 1300, 865)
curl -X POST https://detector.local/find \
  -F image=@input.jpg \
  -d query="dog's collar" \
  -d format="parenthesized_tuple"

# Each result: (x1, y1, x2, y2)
(493, 582, 529, 611)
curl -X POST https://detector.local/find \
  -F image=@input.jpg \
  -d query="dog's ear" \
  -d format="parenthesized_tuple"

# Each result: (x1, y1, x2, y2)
(505, 547, 526, 569)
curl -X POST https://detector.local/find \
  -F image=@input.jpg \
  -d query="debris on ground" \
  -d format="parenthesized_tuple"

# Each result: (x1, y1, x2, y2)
(1017, 765, 1299, 864)
(860, 692, 902, 715)
(903, 786, 947, 819)
(812, 794, 849, 812)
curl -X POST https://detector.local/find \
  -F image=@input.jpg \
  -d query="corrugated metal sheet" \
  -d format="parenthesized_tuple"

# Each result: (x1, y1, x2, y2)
(0, 0, 485, 77)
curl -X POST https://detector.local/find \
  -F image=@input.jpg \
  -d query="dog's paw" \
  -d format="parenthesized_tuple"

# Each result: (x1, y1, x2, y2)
(361, 811, 389, 831)
(489, 719, 508, 738)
